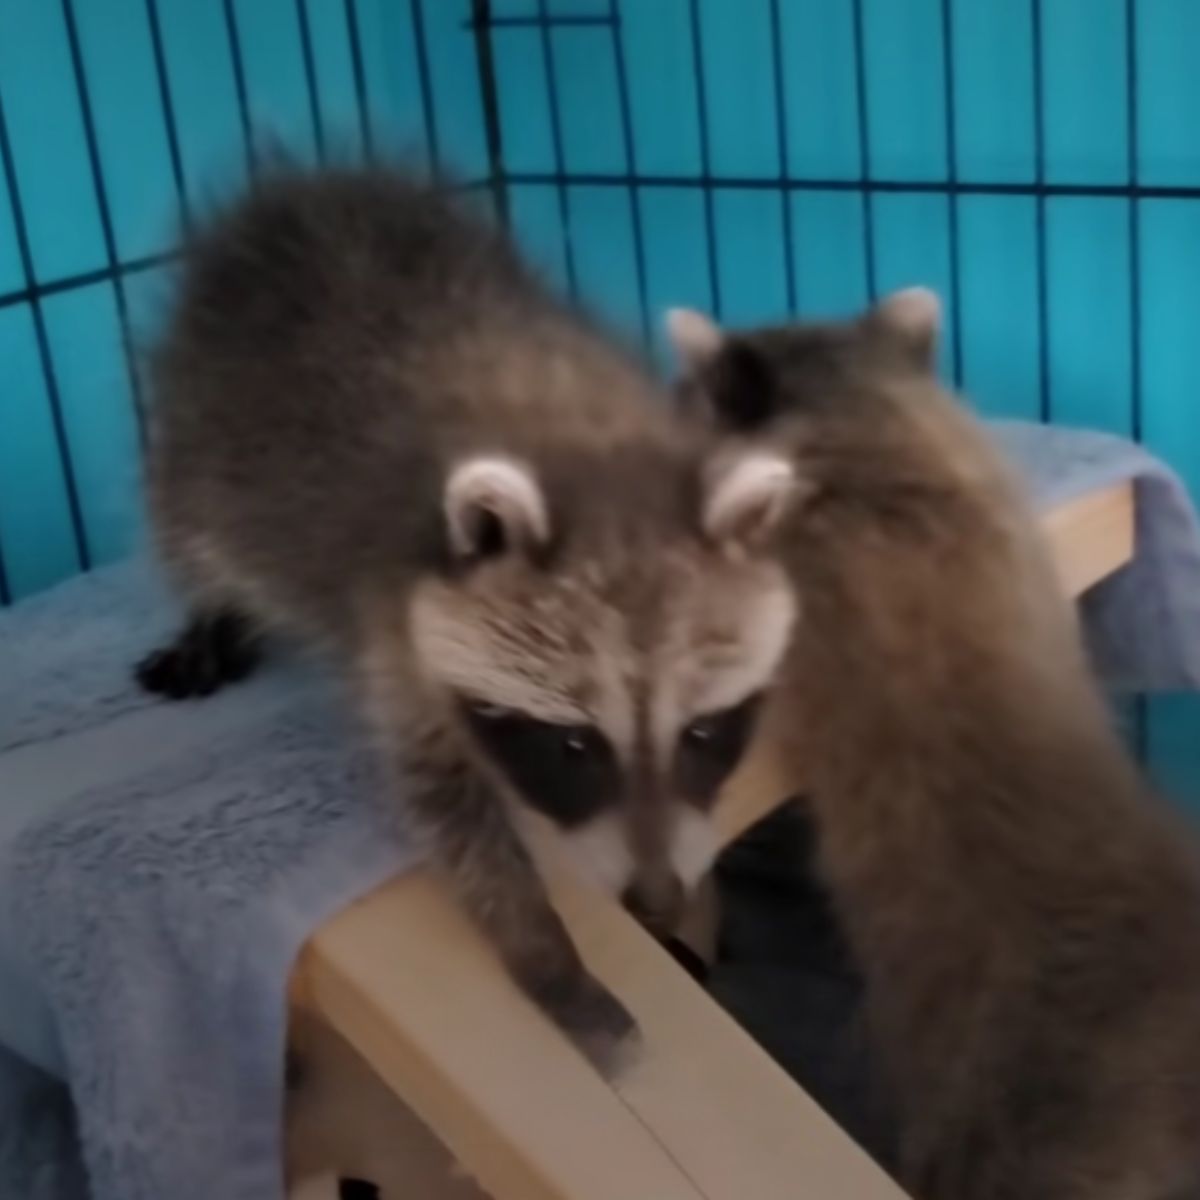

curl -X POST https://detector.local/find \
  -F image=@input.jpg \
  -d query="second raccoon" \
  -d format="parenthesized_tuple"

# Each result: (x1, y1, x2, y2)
(670, 291, 1200, 1197)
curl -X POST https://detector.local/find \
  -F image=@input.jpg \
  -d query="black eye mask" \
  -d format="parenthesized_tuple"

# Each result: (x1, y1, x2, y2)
(672, 692, 764, 806)
(462, 702, 620, 828)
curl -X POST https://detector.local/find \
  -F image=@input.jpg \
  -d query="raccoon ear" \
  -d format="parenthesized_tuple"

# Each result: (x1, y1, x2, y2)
(702, 452, 799, 549)
(666, 307, 725, 371)
(444, 456, 550, 560)
(868, 287, 941, 364)
(667, 310, 778, 431)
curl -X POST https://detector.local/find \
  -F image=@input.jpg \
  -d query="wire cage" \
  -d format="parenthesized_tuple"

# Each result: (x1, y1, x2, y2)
(0, 0, 1197, 796)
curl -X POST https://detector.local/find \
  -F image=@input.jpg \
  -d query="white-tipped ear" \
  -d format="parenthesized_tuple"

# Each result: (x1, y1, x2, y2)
(875, 287, 941, 345)
(444, 456, 550, 559)
(666, 307, 725, 371)
(702, 453, 799, 548)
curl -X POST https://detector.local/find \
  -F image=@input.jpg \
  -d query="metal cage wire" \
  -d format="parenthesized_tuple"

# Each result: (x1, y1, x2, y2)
(0, 0, 1196, 789)
(469, 0, 1158, 403)
(0, 0, 446, 606)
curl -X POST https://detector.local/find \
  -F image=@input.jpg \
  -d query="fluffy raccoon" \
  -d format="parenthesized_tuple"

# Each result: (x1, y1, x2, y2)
(135, 166, 799, 1070)
(668, 291, 1200, 1197)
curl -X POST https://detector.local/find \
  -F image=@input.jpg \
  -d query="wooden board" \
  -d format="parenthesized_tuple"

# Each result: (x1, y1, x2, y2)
(1043, 482, 1137, 598)
(291, 480, 1135, 1200)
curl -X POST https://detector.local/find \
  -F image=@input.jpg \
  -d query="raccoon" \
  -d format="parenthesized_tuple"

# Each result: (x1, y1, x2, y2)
(135, 166, 799, 1070)
(668, 290, 1200, 1197)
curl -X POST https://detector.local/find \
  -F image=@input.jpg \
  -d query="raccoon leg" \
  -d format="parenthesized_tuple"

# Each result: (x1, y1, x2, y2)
(135, 606, 262, 700)
(409, 750, 637, 1074)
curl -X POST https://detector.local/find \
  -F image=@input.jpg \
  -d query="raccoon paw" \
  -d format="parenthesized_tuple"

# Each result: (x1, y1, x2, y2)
(135, 610, 260, 700)
(548, 971, 640, 1077)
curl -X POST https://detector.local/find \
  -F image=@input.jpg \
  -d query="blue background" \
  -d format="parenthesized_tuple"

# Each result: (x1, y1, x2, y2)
(0, 0, 1196, 800)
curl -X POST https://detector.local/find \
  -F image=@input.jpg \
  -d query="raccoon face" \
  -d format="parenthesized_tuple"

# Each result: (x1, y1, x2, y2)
(408, 452, 799, 934)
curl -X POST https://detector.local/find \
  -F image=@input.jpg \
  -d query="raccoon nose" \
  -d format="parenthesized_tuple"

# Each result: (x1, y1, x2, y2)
(621, 871, 685, 937)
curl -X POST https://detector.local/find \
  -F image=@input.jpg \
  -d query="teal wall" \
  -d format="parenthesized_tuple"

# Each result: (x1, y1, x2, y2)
(0, 0, 487, 602)
(1, 0, 1197, 799)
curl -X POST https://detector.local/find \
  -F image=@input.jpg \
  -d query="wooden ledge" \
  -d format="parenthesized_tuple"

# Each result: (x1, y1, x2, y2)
(291, 480, 1134, 1200)
(1043, 481, 1136, 598)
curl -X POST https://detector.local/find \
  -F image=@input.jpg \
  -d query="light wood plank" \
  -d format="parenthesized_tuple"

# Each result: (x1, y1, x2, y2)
(292, 480, 1135, 1200)
(296, 831, 907, 1200)
(286, 1011, 487, 1197)
(298, 875, 707, 1200)
(1043, 481, 1136, 598)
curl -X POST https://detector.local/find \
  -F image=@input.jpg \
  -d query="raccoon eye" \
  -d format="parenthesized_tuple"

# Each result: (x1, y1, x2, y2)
(460, 702, 619, 827)
(674, 692, 764, 805)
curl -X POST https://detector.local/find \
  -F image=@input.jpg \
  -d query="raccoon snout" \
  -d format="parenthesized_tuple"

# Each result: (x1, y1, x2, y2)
(621, 871, 685, 937)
